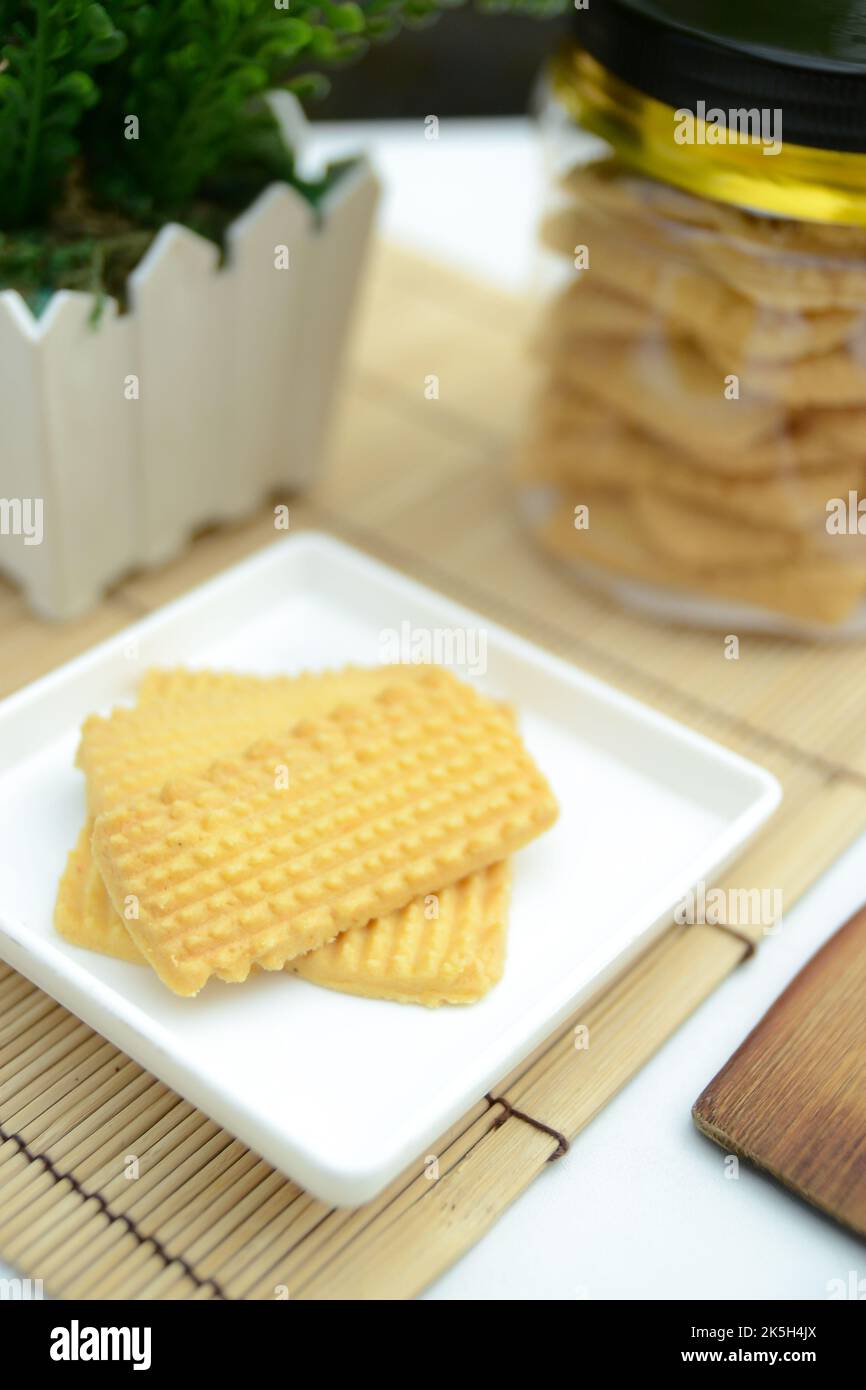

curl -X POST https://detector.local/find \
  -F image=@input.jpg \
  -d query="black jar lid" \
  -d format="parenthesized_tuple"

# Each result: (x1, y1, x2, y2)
(575, 0, 866, 152)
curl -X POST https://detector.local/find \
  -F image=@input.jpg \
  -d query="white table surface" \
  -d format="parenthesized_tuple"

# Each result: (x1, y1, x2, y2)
(3, 119, 864, 1301)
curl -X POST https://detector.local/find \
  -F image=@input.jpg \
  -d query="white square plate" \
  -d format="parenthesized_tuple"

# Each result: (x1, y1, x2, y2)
(0, 533, 781, 1205)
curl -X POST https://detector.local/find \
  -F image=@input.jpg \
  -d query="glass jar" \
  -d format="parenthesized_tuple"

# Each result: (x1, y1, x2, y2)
(520, 0, 866, 634)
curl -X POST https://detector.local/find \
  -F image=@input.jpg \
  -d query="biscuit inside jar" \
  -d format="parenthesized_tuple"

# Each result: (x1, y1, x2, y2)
(521, 12, 866, 634)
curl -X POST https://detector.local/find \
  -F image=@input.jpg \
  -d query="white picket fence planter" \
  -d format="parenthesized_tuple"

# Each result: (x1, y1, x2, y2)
(0, 98, 379, 619)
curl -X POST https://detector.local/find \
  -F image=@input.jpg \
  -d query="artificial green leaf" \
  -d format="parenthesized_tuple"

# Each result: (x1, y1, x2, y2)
(1, 0, 569, 294)
(52, 71, 100, 106)
(322, 3, 366, 34)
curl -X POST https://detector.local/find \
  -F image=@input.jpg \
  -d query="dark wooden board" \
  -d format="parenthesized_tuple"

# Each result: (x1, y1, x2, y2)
(694, 908, 866, 1237)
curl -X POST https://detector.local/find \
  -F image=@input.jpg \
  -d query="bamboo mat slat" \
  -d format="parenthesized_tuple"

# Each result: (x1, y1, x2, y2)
(3, 243, 866, 1298)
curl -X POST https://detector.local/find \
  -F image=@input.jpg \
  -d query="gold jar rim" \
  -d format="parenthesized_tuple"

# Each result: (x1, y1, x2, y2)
(552, 46, 866, 227)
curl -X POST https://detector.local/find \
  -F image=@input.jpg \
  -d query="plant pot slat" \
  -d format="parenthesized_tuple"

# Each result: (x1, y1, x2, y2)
(291, 168, 382, 495)
(0, 136, 379, 619)
(44, 295, 140, 615)
(227, 184, 317, 503)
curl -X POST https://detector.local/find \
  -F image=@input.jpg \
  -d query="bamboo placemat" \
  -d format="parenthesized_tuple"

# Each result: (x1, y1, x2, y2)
(3, 243, 866, 1299)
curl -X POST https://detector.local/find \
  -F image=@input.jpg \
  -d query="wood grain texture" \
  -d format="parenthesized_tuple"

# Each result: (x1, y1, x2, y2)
(693, 908, 866, 1236)
(3, 244, 866, 1296)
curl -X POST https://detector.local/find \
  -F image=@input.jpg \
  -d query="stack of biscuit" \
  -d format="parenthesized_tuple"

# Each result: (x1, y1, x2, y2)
(520, 158, 866, 626)
(55, 665, 558, 1004)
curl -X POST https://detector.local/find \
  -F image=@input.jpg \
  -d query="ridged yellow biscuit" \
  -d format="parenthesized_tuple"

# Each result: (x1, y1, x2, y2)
(55, 824, 91, 948)
(293, 863, 511, 1006)
(535, 367, 866, 476)
(60, 836, 511, 1004)
(138, 668, 295, 703)
(541, 249, 860, 366)
(55, 833, 145, 964)
(78, 664, 428, 819)
(561, 159, 866, 259)
(633, 488, 800, 567)
(544, 280, 866, 407)
(523, 442, 855, 540)
(58, 667, 343, 958)
(61, 666, 416, 949)
(524, 381, 866, 517)
(59, 666, 517, 1005)
(66, 665, 426, 956)
(556, 162, 866, 310)
(92, 675, 558, 996)
(696, 239, 866, 313)
(136, 667, 393, 705)
(538, 490, 866, 626)
(544, 337, 783, 457)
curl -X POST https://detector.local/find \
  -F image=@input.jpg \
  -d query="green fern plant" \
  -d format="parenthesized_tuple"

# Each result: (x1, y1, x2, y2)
(0, 0, 564, 305)
(0, 2, 125, 227)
